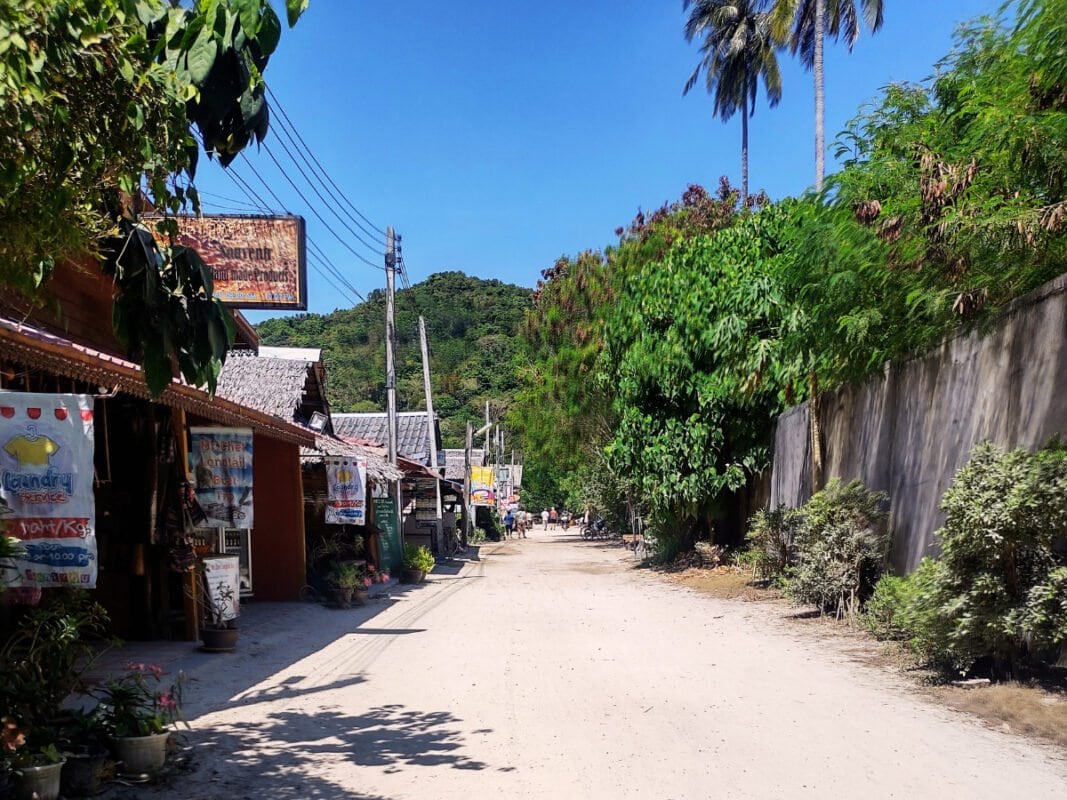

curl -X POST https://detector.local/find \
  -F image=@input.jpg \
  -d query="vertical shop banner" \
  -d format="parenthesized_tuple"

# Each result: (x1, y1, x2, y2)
(0, 392, 97, 588)
(202, 555, 240, 621)
(325, 457, 367, 525)
(188, 427, 254, 529)
(373, 497, 402, 572)
(469, 465, 495, 506)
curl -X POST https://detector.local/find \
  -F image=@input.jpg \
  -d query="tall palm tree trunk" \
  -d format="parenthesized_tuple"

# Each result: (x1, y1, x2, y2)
(740, 93, 749, 207)
(813, 0, 825, 190)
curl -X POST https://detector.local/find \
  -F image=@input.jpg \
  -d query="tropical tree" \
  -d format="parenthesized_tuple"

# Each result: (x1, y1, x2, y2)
(683, 0, 783, 207)
(771, 0, 884, 190)
(0, 0, 309, 394)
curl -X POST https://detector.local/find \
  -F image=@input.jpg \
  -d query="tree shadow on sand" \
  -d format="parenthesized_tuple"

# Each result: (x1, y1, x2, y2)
(104, 703, 489, 798)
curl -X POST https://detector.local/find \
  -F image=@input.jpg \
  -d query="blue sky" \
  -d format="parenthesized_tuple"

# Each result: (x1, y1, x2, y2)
(195, 0, 1004, 321)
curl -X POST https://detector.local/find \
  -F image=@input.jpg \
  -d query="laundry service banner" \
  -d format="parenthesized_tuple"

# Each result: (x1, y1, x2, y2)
(189, 427, 254, 529)
(325, 457, 367, 525)
(0, 392, 97, 588)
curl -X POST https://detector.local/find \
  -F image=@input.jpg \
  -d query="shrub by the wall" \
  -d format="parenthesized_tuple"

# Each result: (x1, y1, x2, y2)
(744, 506, 800, 583)
(785, 479, 889, 620)
(910, 442, 1067, 677)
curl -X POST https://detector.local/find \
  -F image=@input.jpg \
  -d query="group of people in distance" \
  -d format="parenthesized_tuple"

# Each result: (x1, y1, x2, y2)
(501, 506, 587, 538)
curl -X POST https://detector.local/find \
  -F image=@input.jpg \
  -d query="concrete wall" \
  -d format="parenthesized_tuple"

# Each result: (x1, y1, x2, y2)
(769, 274, 1067, 573)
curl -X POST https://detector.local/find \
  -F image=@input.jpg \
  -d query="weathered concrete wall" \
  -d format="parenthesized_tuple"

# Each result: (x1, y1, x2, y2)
(769, 273, 1067, 573)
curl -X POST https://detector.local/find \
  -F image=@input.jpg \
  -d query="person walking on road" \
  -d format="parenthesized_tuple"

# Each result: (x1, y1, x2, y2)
(549, 507, 559, 530)
(541, 509, 549, 530)
(504, 509, 515, 539)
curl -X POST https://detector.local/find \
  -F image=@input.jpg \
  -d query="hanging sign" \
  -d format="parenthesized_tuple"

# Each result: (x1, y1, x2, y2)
(189, 427, 254, 529)
(0, 392, 97, 588)
(325, 457, 367, 525)
(470, 465, 495, 507)
(155, 214, 307, 310)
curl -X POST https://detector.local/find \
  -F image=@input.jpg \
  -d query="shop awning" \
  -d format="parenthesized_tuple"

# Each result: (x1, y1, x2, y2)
(0, 316, 316, 447)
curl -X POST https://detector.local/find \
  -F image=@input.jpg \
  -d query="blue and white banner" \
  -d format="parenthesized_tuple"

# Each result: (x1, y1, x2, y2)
(325, 457, 367, 525)
(189, 427, 254, 529)
(0, 392, 96, 588)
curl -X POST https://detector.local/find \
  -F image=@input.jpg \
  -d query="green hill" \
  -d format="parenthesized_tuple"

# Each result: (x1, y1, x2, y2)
(255, 271, 532, 447)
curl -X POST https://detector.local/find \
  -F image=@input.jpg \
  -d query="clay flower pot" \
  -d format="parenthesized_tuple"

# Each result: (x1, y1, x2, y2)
(200, 626, 239, 652)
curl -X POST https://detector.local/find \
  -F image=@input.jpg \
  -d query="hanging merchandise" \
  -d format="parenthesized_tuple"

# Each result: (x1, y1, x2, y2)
(188, 427, 254, 529)
(325, 457, 367, 525)
(0, 392, 97, 588)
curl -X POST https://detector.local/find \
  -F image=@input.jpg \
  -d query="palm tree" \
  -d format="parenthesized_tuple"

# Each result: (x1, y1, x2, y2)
(771, 0, 885, 190)
(683, 0, 783, 207)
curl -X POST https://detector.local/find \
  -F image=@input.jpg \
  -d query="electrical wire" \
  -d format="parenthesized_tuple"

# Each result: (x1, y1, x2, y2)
(265, 99, 387, 253)
(266, 84, 388, 239)
(260, 141, 384, 272)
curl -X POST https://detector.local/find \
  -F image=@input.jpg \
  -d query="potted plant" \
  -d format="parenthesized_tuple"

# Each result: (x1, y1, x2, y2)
(189, 569, 240, 652)
(401, 544, 434, 584)
(328, 562, 369, 608)
(8, 738, 65, 800)
(58, 708, 112, 797)
(95, 663, 186, 778)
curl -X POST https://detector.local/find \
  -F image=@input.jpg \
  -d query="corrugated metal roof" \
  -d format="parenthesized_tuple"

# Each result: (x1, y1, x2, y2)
(332, 412, 439, 463)
(258, 345, 322, 362)
(300, 435, 403, 483)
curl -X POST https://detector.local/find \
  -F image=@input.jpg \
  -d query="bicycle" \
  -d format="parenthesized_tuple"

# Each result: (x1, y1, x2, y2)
(442, 527, 467, 560)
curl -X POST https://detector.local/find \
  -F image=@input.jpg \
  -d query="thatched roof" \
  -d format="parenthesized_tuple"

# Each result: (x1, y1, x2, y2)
(216, 350, 324, 423)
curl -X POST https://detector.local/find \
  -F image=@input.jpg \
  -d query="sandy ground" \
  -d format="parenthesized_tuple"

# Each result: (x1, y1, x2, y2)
(105, 528, 1067, 799)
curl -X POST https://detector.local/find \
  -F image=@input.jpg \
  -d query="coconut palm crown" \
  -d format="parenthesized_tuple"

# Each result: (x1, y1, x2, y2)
(683, 0, 783, 207)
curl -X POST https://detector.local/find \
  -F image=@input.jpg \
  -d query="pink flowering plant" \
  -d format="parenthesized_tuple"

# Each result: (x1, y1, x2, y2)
(95, 663, 187, 737)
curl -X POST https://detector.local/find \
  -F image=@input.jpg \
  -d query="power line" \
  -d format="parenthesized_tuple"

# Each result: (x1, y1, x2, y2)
(307, 244, 367, 304)
(260, 140, 383, 272)
(266, 84, 387, 239)
(265, 98, 387, 252)
(237, 153, 293, 214)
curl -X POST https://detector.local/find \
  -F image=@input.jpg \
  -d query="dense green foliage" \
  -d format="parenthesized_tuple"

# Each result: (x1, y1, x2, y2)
(783, 479, 889, 619)
(0, 0, 305, 394)
(862, 442, 1067, 678)
(917, 443, 1067, 676)
(512, 1, 1067, 559)
(257, 271, 531, 447)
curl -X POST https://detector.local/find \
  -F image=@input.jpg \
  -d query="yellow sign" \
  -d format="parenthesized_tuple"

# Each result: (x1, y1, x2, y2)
(470, 466, 495, 507)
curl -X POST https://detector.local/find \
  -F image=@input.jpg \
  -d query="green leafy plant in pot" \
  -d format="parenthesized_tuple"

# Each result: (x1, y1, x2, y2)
(0, 591, 110, 798)
(58, 709, 112, 797)
(328, 562, 370, 608)
(186, 565, 240, 652)
(94, 663, 186, 778)
(401, 544, 434, 584)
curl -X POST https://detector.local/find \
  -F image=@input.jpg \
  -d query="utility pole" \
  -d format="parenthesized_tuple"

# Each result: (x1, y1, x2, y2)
(418, 315, 442, 551)
(463, 421, 472, 546)
(385, 227, 398, 466)
(385, 226, 401, 548)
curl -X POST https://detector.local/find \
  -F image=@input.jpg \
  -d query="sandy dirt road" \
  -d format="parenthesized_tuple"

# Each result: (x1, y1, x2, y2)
(119, 528, 1067, 799)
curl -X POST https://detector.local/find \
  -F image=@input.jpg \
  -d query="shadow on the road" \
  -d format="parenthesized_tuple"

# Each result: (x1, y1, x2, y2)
(103, 703, 487, 799)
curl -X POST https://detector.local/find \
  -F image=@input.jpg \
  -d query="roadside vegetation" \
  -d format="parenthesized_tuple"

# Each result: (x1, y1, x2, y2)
(511, 0, 1067, 692)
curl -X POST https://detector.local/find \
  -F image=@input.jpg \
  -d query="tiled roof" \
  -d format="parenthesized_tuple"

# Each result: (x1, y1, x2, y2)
(332, 412, 439, 463)
(216, 350, 315, 422)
